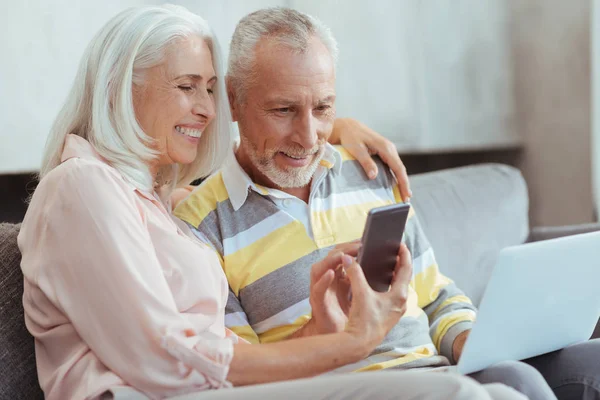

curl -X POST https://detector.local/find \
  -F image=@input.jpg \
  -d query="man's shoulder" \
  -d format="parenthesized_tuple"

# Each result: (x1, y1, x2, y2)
(173, 171, 229, 227)
(331, 145, 396, 190)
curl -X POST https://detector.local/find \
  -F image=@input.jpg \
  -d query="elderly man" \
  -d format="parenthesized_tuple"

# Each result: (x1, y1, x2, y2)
(175, 7, 600, 400)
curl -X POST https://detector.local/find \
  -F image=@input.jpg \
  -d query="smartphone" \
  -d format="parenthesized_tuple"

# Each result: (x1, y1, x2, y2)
(357, 203, 411, 292)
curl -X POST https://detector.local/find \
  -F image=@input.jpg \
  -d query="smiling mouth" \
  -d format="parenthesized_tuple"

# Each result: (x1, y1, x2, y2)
(175, 125, 203, 138)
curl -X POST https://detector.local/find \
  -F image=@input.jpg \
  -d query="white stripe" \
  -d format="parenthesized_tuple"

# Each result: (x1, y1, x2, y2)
(253, 298, 312, 334)
(412, 247, 437, 276)
(223, 211, 293, 256)
(311, 186, 394, 212)
(224, 312, 250, 328)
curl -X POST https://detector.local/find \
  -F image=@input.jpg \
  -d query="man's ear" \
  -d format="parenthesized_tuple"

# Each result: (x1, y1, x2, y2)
(226, 78, 239, 122)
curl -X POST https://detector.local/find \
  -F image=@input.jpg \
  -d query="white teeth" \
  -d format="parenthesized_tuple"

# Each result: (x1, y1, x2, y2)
(175, 125, 203, 138)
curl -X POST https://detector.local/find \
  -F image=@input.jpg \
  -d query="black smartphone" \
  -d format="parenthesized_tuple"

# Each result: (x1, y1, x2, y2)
(357, 203, 411, 292)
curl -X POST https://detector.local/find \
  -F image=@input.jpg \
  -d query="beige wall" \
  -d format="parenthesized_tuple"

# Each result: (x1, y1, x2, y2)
(510, 0, 595, 226)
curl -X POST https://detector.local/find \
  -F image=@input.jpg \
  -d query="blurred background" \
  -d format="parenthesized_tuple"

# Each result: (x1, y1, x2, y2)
(1, 0, 598, 227)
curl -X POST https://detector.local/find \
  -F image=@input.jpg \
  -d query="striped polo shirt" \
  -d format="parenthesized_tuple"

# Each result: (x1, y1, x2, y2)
(174, 144, 477, 371)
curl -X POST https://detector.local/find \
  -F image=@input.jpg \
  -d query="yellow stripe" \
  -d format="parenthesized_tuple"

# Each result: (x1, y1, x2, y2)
(312, 199, 394, 247)
(258, 314, 311, 343)
(254, 184, 269, 195)
(229, 324, 260, 344)
(432, 311, 476, 350)
(432, 295, 473, 316)
(334, 145, 356, 161)
(319, 159, 334, 169)
(404, 286, 426, 318)
(412, 263, 454, 309)
(224, 221, 317, 295)
(354, 346, 435, 372)
(173, 173, 228, 228)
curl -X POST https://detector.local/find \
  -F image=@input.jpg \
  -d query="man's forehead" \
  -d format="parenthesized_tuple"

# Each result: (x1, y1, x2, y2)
(253, 36, 335, 80)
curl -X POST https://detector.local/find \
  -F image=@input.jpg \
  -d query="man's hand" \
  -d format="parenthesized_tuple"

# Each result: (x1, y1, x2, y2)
(452, 330, 471, 362)
(330, 118, 412, 202)
(291, 242, 361, 338)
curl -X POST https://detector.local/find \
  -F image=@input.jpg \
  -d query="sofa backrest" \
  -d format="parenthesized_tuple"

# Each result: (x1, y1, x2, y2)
(0, 163, 529, 398)
(0, 222, 44, 400)
(410, 163, 530, 306)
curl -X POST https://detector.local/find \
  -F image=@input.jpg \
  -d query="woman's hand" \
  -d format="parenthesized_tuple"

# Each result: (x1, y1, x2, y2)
(343, 243, 413, 353)
(331, 118, 412, 202)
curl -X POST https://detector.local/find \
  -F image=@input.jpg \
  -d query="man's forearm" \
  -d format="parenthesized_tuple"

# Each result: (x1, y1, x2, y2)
(228, 331, 367, 386)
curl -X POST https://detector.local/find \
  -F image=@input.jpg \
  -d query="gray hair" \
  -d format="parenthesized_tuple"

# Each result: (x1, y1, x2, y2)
(227, 7, 338, 104)
(40, 4, 232, 194)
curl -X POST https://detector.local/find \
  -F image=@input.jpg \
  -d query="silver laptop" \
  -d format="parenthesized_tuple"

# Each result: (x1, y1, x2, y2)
(452, 231, 600, 375)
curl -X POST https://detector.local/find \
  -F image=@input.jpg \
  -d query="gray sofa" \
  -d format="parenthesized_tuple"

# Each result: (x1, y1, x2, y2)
(1, 163, 599, 399)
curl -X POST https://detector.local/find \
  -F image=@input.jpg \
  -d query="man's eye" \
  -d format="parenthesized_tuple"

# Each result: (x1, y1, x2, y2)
(207, 88, 214, 95)
(315, 105, 331, 112)
(276, 108, 291, 113)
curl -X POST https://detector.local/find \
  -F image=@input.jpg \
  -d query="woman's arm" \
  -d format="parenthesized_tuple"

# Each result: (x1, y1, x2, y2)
(32, 160, 234, 396)
(330, 118, 412, 202)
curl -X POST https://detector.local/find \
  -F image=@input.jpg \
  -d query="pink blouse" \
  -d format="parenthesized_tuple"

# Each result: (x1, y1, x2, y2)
(18, 135, 238, 400)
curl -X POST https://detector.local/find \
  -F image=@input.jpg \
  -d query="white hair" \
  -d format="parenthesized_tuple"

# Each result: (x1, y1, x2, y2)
(40, 4, 232, 194)
(227, 7, 338, 104)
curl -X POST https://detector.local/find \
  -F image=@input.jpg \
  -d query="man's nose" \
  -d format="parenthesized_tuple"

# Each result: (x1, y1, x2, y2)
(292, 111, 319, 149)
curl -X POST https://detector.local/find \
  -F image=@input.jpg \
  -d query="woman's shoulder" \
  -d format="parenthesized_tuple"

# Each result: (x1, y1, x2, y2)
(34, 157, 137, 211)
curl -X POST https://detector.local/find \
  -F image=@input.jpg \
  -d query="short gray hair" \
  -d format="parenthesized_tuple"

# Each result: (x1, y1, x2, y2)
(40, 4, 232, 194)
(227, 7, 338, 104)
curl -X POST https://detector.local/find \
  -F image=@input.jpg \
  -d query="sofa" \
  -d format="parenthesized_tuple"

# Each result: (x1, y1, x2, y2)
(1, 163, 599, 399)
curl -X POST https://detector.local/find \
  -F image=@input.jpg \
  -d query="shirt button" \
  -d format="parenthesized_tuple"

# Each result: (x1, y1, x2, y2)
(282, 199, 292, 208)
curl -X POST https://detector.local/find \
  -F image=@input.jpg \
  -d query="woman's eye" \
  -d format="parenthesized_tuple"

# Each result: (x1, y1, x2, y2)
(178, 85, 194, 92)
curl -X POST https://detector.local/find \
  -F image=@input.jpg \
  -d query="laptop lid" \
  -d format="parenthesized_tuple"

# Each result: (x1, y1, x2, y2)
(457, 231, 600, 375)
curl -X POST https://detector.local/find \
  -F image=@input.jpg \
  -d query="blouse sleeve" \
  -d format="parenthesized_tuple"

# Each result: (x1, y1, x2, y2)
(32, 159, 234, 396)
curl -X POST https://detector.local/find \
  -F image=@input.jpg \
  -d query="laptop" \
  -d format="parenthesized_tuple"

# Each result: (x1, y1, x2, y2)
(450, 231, 600, 375)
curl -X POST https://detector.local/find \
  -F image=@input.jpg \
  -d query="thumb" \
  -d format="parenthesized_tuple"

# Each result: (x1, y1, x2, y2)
(342, 255, 371, 297)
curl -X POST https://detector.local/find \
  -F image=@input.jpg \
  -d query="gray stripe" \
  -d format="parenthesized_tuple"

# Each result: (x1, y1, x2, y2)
(217, 191, 281, 241)
(238, 247, 332, 325)
(387, 355, 451, 370)
(404, 216, 431, 260)
(372, 314, 432, 356)
(315, 158, 391, 199)
(196, 211, 223, 256)
(225, 289, 245, 315)
(440, 320, 473, 364)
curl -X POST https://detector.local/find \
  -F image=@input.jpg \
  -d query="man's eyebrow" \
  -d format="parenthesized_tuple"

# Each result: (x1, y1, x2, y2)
(316, 95, 336, 105)
(265, 98, 298, 106)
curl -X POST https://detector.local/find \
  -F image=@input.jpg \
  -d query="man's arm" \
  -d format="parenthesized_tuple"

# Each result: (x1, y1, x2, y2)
(404, 212, 477, 364)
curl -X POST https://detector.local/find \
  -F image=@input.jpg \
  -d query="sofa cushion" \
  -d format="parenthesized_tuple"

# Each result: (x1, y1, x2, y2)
(410, 164, 530, 306)
(0, 223, 43, 400)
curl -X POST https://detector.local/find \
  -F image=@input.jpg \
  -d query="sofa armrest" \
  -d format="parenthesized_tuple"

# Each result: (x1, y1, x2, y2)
(527, 223, 600, 243)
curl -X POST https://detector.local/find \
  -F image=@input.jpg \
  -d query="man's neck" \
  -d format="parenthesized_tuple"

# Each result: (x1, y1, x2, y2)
(235, 148, 311, 203)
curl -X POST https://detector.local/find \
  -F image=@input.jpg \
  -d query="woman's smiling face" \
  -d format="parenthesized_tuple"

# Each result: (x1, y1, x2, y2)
(133, 35, 217, 169)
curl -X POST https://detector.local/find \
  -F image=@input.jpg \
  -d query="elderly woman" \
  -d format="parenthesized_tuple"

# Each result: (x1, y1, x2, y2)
(18, 5, 525, 400)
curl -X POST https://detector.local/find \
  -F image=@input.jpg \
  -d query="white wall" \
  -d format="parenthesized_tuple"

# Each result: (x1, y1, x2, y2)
(593, 0, 600, 218)
(0, 0, 286, 174)
(1, 0, 517, 173)
(510, 0, 595, 225)
(293, 0, 519, 153)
